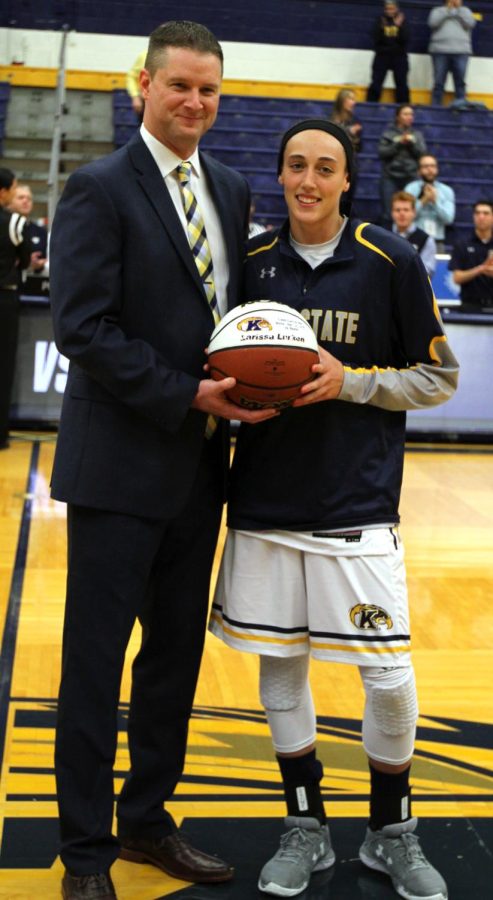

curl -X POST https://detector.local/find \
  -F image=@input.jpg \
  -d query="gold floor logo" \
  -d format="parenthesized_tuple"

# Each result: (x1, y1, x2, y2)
(1, 700, 492, 871)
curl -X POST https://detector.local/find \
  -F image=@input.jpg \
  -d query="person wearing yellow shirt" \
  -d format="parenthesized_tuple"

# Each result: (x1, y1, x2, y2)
(126, 49, 146, 121)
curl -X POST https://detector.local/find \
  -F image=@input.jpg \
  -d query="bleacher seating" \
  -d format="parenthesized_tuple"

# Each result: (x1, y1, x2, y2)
(3, 1, 492, 235)
(113, 90, 493, 240)
(0, 85, 114, 220)
(2, 1, 493, 57)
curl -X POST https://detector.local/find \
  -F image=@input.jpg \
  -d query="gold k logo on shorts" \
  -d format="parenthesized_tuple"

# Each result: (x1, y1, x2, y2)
(349, 603, 393, 631)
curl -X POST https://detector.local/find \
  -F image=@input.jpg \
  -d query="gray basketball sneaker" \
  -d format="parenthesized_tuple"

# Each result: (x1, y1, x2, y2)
(258, 815, 336, 897)
(359, 817, 448, 900)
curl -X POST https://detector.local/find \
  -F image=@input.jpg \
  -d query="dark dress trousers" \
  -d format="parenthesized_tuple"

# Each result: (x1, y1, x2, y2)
(49, 132, 250, 874)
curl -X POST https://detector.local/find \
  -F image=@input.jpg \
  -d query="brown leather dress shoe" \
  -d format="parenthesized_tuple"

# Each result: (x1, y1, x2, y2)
(119, 831, 234, 883)
(61, 871, 117, 899)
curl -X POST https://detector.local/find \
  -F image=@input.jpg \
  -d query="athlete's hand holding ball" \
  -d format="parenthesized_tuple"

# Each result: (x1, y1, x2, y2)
(293, 345, 344, 406)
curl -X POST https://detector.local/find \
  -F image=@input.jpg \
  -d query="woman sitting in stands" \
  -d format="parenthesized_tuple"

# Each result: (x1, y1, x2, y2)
(378, 103, 426, 228)
(330, 89, 363, 200)
(329, 89, 363, 154)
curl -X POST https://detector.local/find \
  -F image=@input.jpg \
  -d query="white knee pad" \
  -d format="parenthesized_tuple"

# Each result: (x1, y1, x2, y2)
(259, 655, 316, 754)
(360, 666, 418, 766)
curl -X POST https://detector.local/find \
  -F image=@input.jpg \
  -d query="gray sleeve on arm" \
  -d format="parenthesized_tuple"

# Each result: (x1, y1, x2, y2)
(458, 8, 476, 30)
(339, 340, 459, 411)
(428, 8, 449, 29)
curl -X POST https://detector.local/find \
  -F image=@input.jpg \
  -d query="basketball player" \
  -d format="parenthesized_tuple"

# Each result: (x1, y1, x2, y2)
(209, 120, 458, 899)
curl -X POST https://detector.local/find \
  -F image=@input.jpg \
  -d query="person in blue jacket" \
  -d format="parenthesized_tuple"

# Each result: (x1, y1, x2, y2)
(210, 120, 457, 900)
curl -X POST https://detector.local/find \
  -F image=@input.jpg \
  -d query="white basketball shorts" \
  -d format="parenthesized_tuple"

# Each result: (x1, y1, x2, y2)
(209, 527, 411, 667)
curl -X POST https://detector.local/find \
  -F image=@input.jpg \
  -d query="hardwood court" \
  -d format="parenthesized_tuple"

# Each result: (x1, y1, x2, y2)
(0, 434, 492, 899)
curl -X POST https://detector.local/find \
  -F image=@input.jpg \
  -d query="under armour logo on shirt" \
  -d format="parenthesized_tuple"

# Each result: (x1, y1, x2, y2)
(260, 266, 276, 278)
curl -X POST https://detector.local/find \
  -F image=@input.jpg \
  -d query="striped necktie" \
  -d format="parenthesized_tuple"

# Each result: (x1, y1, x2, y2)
(177, 161, 220, 437)
(177, 161, 220, 326)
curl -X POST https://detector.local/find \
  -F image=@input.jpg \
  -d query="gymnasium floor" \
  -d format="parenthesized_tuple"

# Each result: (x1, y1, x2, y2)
(0, 434, 492, 899)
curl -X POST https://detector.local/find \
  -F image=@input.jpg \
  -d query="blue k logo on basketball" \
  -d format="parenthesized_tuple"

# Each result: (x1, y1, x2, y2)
(237, 316, 273, 332)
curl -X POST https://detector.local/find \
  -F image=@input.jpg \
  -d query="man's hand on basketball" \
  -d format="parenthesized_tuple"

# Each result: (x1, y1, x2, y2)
(192, 377, 279, 423)
(292, 346, 344, 406)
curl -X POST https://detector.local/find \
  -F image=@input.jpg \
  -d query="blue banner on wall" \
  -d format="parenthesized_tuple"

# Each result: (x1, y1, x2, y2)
(431, 255, 461, 306)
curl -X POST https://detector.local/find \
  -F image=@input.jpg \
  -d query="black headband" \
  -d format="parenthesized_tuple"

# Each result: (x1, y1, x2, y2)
(277, 118, 354, 184)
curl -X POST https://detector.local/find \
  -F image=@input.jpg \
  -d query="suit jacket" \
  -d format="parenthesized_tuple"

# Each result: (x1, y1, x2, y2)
(49, 132, 250, 518)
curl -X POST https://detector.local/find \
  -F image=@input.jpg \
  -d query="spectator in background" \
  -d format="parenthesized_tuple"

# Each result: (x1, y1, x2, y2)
(0, 168, 31, 449)
(330, 89, 363, 154)
(404, 155, 455, 251)
(378, 104, 426, 228)
(391, 191, 437, 277)
(9, 183, 48, 272)
(450, 200, 493, 311)
(126, 49, 146, 122)
(428, 1, 476, 107)
(330, 89, 363, 202)
(367, 1, 410, 104)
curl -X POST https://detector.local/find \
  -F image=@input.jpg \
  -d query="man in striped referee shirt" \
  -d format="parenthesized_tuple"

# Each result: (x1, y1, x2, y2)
(0, 167, 30, 448)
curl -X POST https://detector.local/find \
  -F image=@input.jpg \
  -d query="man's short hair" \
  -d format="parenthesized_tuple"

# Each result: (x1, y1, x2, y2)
(419, 154, 438, 165)
(392, 191, 416, 209)
(145, 20, 223, 77)
(0, 167, 16, 191)
(473, 199, 493, 213)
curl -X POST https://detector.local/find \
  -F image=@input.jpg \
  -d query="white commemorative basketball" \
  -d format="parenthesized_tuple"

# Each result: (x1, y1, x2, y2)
(207, 300, 319, 409)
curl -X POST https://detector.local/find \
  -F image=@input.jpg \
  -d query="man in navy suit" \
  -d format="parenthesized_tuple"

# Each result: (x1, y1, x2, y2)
(50, 21, 276, 900)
